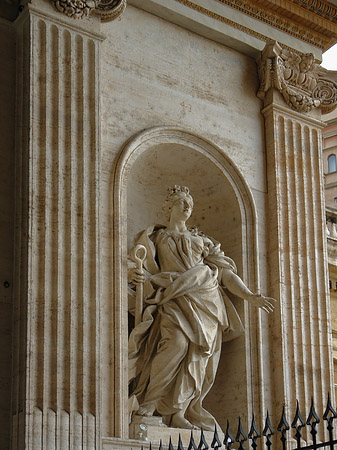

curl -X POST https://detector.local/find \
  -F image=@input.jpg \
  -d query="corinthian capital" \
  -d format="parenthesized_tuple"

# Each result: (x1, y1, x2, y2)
(51, 0, 126, 21)
(257, 41, 337, 114)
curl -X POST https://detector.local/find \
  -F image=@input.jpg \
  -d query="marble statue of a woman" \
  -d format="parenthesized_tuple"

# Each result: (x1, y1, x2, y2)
(128, 186, 275, 431)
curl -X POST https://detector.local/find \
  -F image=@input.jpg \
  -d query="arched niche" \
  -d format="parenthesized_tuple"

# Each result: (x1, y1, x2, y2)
(112, 127, 260, 436)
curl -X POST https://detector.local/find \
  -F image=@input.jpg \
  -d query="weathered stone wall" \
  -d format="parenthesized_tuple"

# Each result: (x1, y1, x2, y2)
(0, 18, 16, 450)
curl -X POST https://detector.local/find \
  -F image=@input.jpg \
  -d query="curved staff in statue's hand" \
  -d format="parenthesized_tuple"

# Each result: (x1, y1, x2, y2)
(129, 244, 147, 327)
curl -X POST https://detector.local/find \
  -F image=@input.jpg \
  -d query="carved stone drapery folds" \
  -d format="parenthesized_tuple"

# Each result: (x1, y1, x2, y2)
(257, 41, 337, 114)
(51, 0, 126, 21)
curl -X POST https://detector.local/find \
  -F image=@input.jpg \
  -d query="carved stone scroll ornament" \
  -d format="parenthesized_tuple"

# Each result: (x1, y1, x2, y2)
(51, 0, 126, 21)
(95, 0, 126, 21)
(257, 41, 337, 114)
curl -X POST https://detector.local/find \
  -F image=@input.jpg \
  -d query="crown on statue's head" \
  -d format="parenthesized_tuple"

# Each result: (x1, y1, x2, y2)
(167, 185, 190, 197)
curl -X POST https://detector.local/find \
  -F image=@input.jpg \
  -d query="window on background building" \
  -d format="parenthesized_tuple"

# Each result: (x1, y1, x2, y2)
(328, 154, 337, 173)
(335, 198, 337, 204)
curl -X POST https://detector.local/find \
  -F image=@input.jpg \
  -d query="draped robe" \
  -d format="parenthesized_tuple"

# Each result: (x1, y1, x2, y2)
(128, 225, 244, 430)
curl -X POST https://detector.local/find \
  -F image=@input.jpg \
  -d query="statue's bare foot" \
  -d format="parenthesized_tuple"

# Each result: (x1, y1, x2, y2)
(171, 412, 198, 429)
(137, 404, 156, 417)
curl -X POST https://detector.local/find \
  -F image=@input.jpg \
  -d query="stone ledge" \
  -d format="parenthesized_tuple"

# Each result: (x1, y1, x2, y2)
(103, 418, 222, 449)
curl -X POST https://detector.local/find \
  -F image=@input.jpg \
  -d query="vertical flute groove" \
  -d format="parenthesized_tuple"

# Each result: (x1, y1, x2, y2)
(57, 23, 65, 422)
(279, 115, 296, 410)
(88, 38, 97, 418)
(50, 24, 60, 415)
(291, 121, 306, 410)
(307, 126, 323, 408)
(44, 20, 52, 427)
(297, 124, 313, 416)
(311, 127, 328, 410)
(57, 24, 65, 449)
(69, 30, 78, 447)
(306, 135, 318, 405)
(22, 16, 31, 448)
(75, 33, 85, 449)
(83, 36, 90, 427)
(37, 19, 47, 416)
(64, 28, 72, 415)
(304, 127, 317, 409)
(285, 118, 298, 407)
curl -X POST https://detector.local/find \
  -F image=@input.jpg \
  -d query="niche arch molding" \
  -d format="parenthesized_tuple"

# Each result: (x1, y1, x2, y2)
(111, 126, 261, 438)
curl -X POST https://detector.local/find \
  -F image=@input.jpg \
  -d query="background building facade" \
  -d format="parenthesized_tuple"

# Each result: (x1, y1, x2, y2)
(324, 107, 337, 400)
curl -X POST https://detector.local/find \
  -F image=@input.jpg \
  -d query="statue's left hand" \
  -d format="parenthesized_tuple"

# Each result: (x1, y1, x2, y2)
(250, 293, 277, 313)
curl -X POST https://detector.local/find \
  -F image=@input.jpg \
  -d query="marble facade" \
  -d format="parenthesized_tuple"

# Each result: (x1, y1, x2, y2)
(1, 0, 337, 448)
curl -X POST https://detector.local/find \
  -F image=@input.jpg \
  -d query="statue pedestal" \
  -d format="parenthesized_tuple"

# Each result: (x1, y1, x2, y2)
(129, 415, 219, 447)
(129, 415, 167, 442)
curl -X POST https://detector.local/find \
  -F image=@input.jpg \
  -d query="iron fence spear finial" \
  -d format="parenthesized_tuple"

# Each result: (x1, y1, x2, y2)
(248, 414, 261, 450)
(224, 420, 234, 450)
(211, 425, 222, 450)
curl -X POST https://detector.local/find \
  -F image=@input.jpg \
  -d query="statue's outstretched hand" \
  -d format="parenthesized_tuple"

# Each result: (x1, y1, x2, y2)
(250, 293, 276, 313)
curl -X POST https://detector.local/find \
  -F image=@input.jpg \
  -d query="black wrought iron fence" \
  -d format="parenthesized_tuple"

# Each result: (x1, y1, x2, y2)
(148, 394, 337, 450)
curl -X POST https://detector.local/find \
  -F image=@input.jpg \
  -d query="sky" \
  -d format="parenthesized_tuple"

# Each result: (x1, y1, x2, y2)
(322, 44, 337, 70)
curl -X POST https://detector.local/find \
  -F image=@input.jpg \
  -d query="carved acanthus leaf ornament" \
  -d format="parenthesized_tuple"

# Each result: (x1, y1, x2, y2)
(51, 0, 126, 21)
(257, 41, 337, 114)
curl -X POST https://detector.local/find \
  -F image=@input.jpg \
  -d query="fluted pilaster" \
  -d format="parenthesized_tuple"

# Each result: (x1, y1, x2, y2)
(12, 7, 102, 449)
(262, 99, 334, 420)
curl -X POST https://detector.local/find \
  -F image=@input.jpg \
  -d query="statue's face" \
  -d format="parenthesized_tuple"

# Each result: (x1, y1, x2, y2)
(170, 195, 193, 221)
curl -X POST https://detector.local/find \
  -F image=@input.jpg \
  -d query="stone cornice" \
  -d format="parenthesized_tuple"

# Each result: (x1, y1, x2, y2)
(174, 0, 337, 50)
(290, 0, 337, 22)
(173, 0, 272, 46)
(216, 0, 333, 49)
(257, 41, 337, 113)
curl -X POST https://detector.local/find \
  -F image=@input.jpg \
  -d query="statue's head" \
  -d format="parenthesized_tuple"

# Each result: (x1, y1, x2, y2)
(161, 185, 194, 222)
